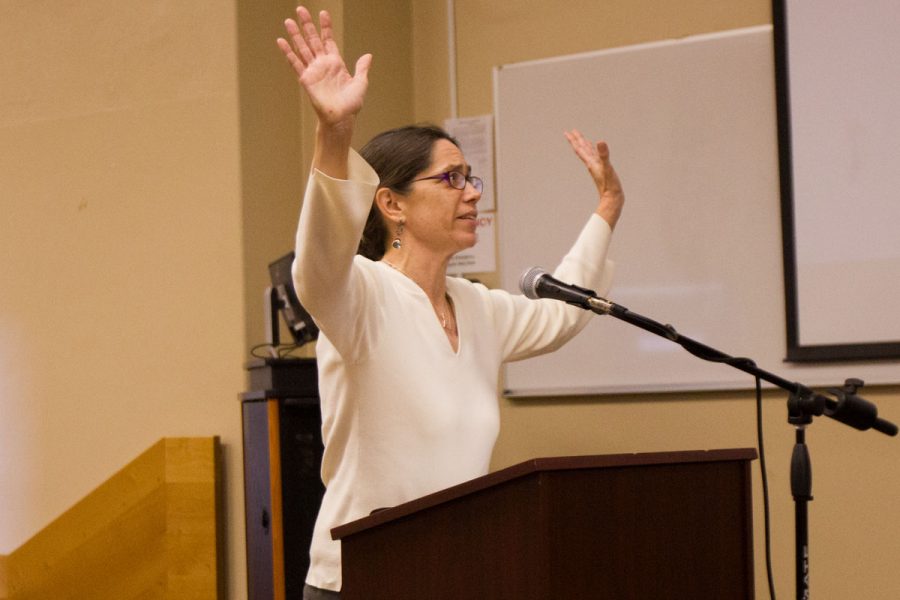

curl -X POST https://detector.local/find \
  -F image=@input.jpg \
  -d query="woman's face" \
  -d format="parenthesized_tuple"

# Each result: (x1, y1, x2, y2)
(401, 139, 482, 258)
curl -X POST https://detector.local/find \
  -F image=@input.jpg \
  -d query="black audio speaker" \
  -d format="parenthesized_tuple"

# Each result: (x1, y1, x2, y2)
(242, 358, 324, 599)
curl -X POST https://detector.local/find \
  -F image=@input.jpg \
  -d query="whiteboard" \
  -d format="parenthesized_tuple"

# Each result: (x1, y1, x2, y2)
(494, 26, 900, 396)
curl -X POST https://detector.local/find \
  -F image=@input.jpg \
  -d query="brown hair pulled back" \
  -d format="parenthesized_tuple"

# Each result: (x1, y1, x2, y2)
(357, 125, 460, 260)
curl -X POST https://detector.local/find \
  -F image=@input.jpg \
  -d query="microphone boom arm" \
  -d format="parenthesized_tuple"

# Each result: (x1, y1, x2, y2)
(582, 293, 897, 437)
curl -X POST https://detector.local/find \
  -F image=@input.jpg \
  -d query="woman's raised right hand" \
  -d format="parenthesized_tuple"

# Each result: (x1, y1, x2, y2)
(277, 6, 372, 130)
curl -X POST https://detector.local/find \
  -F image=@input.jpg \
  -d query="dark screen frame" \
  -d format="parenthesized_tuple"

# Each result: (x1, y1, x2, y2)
(772, 0, 900, 362)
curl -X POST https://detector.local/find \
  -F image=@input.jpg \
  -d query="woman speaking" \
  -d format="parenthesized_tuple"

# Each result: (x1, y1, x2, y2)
(277, 6, 625, 598)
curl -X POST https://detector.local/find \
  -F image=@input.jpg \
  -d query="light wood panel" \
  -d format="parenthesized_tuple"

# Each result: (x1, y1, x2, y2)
(0, 553, 8, 600)
(6, 438, 220, 599)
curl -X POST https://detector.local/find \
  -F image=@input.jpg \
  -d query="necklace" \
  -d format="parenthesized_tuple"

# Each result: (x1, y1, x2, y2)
(382, 259, 456, 333)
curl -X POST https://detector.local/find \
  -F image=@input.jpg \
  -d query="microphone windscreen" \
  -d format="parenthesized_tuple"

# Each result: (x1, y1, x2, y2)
(519, 267, 546, 299)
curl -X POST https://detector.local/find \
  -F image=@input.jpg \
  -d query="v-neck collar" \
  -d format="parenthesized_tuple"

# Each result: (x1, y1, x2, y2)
(376, 261, 461, 355)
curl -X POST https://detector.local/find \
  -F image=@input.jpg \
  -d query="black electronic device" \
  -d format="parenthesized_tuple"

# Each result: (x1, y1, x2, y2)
(267, 251, 318, 347)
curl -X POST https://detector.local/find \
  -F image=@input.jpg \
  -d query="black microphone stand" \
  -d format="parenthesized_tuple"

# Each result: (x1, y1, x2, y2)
(576, 294, 898, 600)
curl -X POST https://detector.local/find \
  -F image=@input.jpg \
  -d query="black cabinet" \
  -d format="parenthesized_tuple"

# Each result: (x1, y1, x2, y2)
(242, 358, 324, 600)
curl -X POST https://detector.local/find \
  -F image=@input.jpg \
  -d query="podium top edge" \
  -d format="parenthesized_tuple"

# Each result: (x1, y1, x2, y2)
(331, 447, 757, 540)
(522, 447, 757, 473)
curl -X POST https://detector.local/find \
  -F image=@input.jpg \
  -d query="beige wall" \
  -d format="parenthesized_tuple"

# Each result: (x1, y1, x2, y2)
(237, 0, 309, 354)
(2, 1, 898, 599)
(0, 1, 247, 596)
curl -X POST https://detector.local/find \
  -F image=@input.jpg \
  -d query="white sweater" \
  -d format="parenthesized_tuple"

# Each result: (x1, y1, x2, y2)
(293, 150, 614, 591)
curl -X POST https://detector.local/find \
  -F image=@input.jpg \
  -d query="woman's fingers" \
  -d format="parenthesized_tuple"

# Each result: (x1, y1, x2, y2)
(280, 17, 312, 67)
(564, 130, 623, 216)
(354, 53, 373, 81)
(277, 7, 339, 78)
(565, 129, 602, 175)
(319, 10, 339, 55)
(276, 35, 305, 76)
(297, 6, 326, 55)
(282, 7, 333, 68)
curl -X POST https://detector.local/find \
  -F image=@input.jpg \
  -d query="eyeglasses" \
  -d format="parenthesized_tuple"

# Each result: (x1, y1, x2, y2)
(412, 170, 483, 193)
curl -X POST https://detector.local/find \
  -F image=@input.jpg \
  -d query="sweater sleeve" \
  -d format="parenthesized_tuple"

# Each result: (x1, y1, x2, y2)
(490, 213, 615, 363)
(291, 150, 381, 361)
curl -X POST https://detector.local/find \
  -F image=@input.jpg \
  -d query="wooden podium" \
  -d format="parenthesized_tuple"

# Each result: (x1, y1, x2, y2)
(333, 448, 757, 599)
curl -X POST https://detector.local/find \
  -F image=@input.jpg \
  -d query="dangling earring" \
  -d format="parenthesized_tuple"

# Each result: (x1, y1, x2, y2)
(391, 221, 404, 250)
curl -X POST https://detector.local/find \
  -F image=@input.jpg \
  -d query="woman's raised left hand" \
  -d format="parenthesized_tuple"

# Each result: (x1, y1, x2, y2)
(564, 129, 625, 229)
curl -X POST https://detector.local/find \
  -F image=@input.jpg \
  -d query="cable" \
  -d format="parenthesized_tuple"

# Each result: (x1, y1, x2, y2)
(755, 375, 777, 599)
(249, 342, 304, 360)
(277, 343, 306, 359)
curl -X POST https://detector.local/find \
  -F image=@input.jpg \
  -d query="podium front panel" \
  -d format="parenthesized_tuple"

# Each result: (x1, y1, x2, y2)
(337, 450, 755, 600)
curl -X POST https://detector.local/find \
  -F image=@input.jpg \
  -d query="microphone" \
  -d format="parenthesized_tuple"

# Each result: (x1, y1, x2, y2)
(519, 267, 613, 313)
